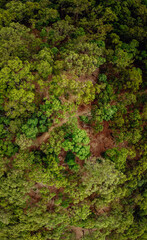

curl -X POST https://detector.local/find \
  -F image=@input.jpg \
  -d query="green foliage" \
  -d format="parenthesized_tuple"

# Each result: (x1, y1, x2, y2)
(0, 0, 146, 239)
(33, 48, 54, 79)
(21, 111, 51, 139)
(0, 57, 35, 118)
(3, 1, 59, 29)
(21, 119, 39, 139)
(0, 116, 10, 138)
(41, 129, 64, 155)
(25, 233, 44, 240)
(67, 157, 125, 203)
(63, 42, 105, 76)
(62, 124, 90, 160)
(83, 158, 125, 195)
(113, 48, 133, 68)
(40, 96, 62, 117)
(126, 67, 142, 91)
(120, 93, 137, 106)
(98, 84, 114, 105)
(99, 73, 107, 83)
(70, 204, 91, 224)
(49, 75, 103, 105)
(91, 102, 117, 132)
(15, 134, 33, 150)
(42, 122, 90, 160)
(36, 8, 59, 28)
(104, 147, 129, 171)
(102, 104, 117, 121)
(0, 22, 41, 67)
(0, 138, 18, 157)
(47, 19, 76, 45)
(80, 115, 90, 124)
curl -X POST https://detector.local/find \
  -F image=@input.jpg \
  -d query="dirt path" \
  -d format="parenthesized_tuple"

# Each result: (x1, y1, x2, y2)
(137, 89, 147, 96)
(79, 120, 115, 157)
(30, 104, 115, 158)
(89, 121, 115, 157)
(30, 105, 91, 148)
(70, 226, 97, 239)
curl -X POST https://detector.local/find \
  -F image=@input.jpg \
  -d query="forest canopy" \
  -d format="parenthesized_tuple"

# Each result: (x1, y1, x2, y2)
(0, 0, 147, 240)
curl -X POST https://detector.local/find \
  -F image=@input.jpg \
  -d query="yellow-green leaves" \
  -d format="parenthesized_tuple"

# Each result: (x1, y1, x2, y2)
(126, 67, 142, 91)
(63, 42, 105, 76)
(0, 57, 35, 118)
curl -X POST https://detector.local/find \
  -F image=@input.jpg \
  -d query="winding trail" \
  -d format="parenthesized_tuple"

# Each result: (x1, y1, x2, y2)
(30, 105, 91, 148)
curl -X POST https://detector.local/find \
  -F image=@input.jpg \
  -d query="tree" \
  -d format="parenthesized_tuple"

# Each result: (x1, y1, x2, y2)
(62, 126, 90, 160)
(104, 147, 129, 171)
(126, 67, 142, 91)
(0, 22, 41, 67)
(15, 134, 33, 150)
(0, 0, 146, 239)
(6, 0, 26, 22)
(82, 158, 125, 195)
(58, 0, 91, 21)
(49, 74, 101, 105)
(33, 48, 54, 79)
(113, 48, 133, 69)
(0, 138, 18, 157)
(25, 233, 45, 240)
(47, 19, 76, 45)
(21, 120, 38, 139)
(36, 7, 59, 28)
(41, 122, 90, 160)
(0, 57, 35, 118)
(63, 42, 105, 76)
(67, 157, 125, 203)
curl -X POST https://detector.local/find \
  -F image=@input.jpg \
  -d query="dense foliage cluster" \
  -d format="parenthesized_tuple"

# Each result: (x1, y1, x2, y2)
(0, 0, 146, 239)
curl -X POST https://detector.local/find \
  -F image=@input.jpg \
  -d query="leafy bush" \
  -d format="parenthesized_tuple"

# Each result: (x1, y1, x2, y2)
(22, 118, 39, 139)
(102, 104, 118, 121)
(104, 148, 129, 171)
(65, 151, 75, 163)
(80, 115, 90, 124)
(62, 127, 90, 160)
(0, 139, 18, 157)
(99, 73, 107, 83)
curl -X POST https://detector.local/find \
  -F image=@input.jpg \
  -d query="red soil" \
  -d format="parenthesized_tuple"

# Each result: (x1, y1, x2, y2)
(89, 121, 115, 157)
